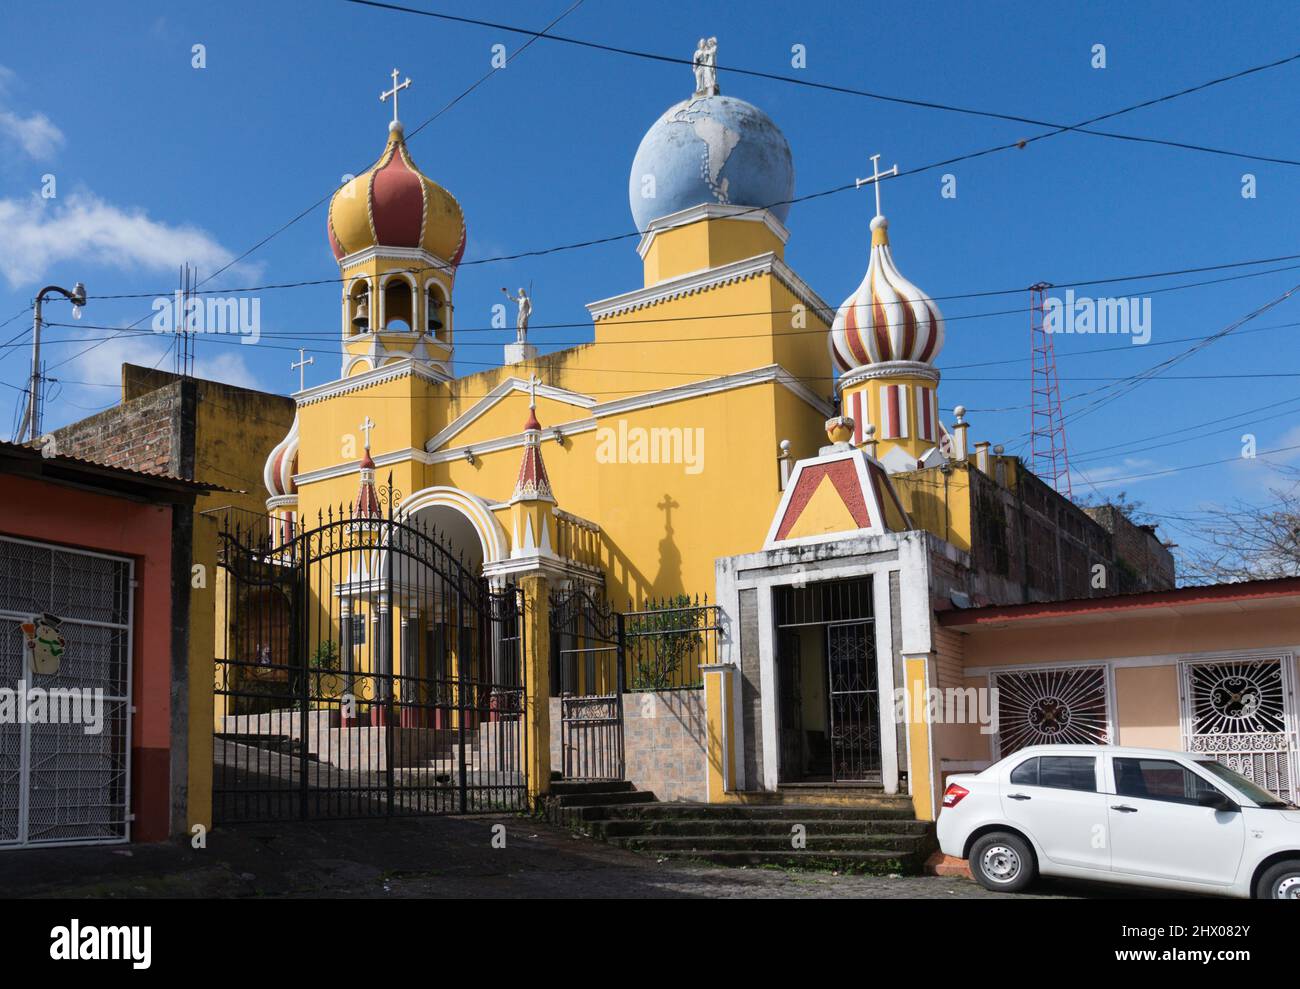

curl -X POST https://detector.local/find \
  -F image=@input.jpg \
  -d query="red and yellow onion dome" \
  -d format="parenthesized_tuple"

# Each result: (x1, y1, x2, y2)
(327, 122, 467, 271)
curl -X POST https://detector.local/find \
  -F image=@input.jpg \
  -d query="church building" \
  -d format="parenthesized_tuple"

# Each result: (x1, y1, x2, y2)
(220, 47, 1297, 827)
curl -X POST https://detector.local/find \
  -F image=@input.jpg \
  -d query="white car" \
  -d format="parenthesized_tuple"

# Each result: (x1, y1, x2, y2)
(937, 744, 1300, 898)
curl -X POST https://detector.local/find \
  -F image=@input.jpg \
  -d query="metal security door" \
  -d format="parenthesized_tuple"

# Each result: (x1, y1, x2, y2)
(550, 588, 624, 781)
(1181, 656, 1299, 804)
(826, 620, 880, 782)
(0, 536, 133, 849)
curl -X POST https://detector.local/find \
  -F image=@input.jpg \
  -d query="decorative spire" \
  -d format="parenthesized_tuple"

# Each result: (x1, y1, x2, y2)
(511, 379, 554, 503)
(354, 415, 381, 517)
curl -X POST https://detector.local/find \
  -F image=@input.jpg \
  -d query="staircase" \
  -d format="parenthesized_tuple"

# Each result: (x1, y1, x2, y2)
(543, 779, 935, 874)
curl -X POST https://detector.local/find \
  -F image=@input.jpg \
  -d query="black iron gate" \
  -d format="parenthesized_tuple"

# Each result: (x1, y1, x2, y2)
(550, 588, 624, 780)
(213, 506, 526, 822)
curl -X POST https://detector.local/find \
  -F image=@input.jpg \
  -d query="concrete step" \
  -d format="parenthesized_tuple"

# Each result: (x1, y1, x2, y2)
(569, 802, 916, 822)
(650, 849, 920, 874)
(551, 789, 658, 808)
(610, 833, 927, 854)
(590, 817, 932, 839)
(549, 779, 636, 797)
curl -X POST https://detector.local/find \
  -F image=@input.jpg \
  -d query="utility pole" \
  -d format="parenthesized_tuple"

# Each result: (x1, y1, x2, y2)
(19, 282, 86, 443)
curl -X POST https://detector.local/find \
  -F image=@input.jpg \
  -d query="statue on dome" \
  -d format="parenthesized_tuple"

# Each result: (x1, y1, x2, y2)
(501, 286, 532, 344)
(693, 37, 719, 96)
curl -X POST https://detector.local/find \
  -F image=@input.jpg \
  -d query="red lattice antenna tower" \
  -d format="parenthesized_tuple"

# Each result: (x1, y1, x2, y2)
(1028, 282, 1072, 498)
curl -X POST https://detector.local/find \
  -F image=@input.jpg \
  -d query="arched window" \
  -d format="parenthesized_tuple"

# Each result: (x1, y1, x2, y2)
(426, 283, 448, 341)
(348, 280, 371, 335)
(383, 277, 415, 331)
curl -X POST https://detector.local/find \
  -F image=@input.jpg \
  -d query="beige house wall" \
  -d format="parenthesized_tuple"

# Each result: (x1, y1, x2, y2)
(938, 602, 1300, 766)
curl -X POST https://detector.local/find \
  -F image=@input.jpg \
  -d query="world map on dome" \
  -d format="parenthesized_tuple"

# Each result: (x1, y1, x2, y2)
(628, 93, 794, 231)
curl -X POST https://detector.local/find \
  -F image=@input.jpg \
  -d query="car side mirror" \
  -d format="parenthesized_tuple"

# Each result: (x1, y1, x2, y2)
(1197, 790, 1238, 812)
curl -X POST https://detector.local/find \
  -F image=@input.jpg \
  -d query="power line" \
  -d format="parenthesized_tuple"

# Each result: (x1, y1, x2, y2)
(342, 0, 1300, 167)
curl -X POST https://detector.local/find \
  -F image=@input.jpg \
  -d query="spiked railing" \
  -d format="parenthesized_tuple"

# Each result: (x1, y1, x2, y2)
(623, 594, 720, 691)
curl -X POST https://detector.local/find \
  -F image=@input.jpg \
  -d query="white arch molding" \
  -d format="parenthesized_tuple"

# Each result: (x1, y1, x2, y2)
(394, 485, 509, 565)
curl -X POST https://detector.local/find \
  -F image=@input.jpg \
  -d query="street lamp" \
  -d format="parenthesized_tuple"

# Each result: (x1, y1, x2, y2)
(21, 281, 86, 442)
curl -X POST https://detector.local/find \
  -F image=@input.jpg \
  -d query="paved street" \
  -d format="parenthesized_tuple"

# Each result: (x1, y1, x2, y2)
(0, 814, 1195, 899)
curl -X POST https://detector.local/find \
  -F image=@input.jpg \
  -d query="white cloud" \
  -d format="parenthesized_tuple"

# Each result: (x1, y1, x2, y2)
(0, 192, 237, 288)
(0, 109, 63, 160)
(0, 65, 64, 160)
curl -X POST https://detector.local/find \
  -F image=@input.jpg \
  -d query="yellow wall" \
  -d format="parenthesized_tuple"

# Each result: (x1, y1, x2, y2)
(1114, 665, 1181, 749)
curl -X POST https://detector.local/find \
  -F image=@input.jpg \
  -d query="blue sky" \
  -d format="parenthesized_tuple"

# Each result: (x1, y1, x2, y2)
(1, 0, 1298, 562)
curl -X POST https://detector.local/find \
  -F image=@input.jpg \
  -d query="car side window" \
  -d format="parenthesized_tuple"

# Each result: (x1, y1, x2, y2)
(1009, 758, 1038, 785)
(1113, 758, 1221, 806)
(1039, 756, 1097, 792)
(1008, 756, 1096, 791)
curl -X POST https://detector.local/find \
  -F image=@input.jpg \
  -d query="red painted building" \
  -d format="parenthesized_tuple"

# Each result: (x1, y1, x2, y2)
(0, 441, 209, 847)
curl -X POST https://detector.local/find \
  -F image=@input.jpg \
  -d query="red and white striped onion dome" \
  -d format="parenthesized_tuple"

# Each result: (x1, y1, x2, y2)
(354, 446, 382, 518)
(263, 414, 299, 497)
(828, 215, 945, 374)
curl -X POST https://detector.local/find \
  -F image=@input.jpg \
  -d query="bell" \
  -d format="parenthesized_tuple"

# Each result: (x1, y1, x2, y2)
(427, 296, 444, 334)
(351, 297, 370, 331)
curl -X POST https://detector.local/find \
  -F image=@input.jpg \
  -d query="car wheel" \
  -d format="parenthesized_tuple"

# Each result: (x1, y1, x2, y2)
(969, 832, 1037, 893)
(1256, 860, 1300, 900)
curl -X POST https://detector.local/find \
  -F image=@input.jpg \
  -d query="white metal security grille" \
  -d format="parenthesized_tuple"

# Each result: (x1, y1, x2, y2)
(0, 536, 133, 849)
(991, 665, 1112, 758)
(1180, 656, 1299, 804)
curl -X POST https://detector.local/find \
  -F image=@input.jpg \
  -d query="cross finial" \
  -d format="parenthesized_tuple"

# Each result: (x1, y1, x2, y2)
(360, 415, 376, 450)
(380, 68, 412, 125)
(291, 348, 314, 391)
(855, 153, 899, 219)
(527, 374, 541, 410)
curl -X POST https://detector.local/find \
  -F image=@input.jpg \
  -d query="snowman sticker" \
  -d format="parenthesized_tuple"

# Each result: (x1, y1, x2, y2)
(21, 613, 65, 676)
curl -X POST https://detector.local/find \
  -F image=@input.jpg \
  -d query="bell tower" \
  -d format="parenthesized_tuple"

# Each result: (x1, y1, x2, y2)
(327, 70, 467, 380)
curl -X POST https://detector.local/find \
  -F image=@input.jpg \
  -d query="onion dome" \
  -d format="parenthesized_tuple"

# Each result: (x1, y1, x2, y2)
(511, 407, 554, 503)
(263, 414, 299, 497)
(327, 122, 467, 270)
(829, 215, 945, 374)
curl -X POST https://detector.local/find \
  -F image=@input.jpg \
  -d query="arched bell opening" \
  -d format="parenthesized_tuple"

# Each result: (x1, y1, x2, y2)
(382, 275, 416, 332)
(425, 280, 450, 344)
(347, 279, 371, 336)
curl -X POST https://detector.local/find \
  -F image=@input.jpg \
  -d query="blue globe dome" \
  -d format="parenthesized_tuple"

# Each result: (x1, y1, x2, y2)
(628, 94, 794, 231)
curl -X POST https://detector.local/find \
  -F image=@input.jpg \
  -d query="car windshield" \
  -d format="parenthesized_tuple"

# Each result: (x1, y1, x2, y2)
(1195, 760, 1294, 808)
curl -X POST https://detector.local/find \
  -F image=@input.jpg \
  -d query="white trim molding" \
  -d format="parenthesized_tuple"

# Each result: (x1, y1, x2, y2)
(635, 203, 790, 259)
(587, 251, 833, 324)
(426, 376, 596, 453)
(295, 357, 452, 406)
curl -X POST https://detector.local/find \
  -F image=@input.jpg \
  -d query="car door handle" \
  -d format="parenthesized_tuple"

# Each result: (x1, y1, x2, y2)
(1007, 793, 1031, 801)
(1110, 804, 1138, 813)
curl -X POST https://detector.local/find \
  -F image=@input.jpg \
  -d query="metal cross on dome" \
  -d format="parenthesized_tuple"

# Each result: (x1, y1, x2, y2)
(380, 68, 412, 124)
(360, 415, 376, 450)
(855, 153, 899, 219)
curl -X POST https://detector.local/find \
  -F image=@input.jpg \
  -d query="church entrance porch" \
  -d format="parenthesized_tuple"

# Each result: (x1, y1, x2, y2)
(212, 508, 527, 822)
(774, 578, 881, 785)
